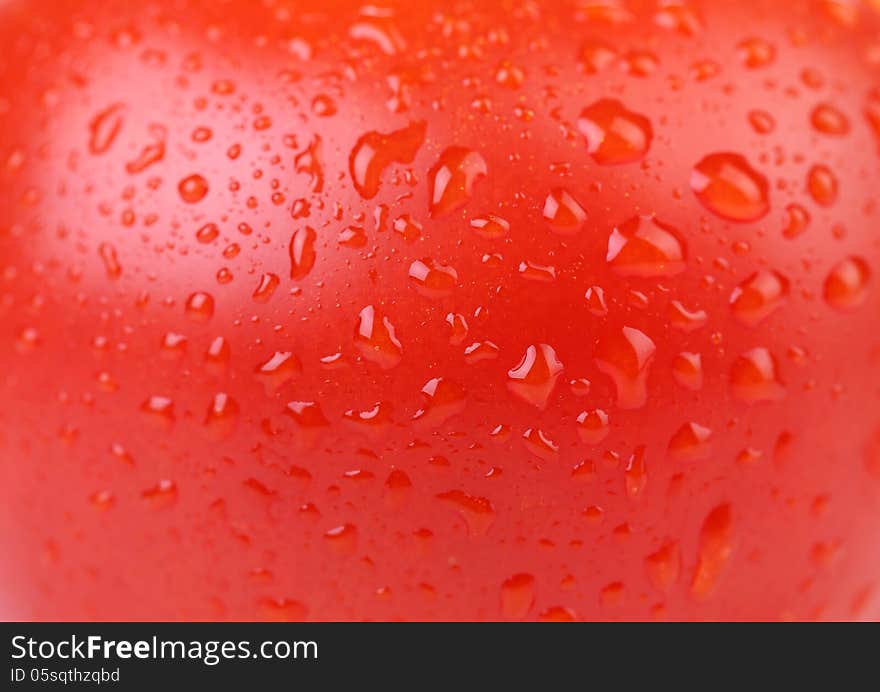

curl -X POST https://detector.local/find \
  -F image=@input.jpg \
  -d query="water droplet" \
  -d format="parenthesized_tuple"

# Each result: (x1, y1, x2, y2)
(691, 504, 733, 599)
(606, 216, 686, 277)
(518, 260, 556, 283)
(824, 256, 871, 311)
(667, 300, 707, 332)
(578, 39, 617, 73)
(668, 422, 712, 460)
(324, 524, 357, 554)
(782, 203, 810, 239)
(645, 541, 681, 591)
(436, 490, 495, 536)
(141, 479, 178, 509)
(569, 378, 591, 396)
(205, 392, 239, 437)
(730, 270, 789, 325)
(445, 312, 469, 345)
(672, 352, 703, 391)
(408, 258, 458, 298)
(284, 400, 329, 428)
(747, 110, 775, 134)
(159, 331, 187, 359)
(691, 152, 769, 222)
(576, 409, 609, 445)
(343, 401, 394, 432)
(354, 305, 403, 369)
(584, 286, 608, 316)
(543, 188, 587, 235)
(428, 147, 487, 217)
(88, 103, 126, 154)
(140, 395, 174, 423)
(289, 226, 317, 279)
(90, 490, 115, 511)
(577, 98, 652, 165)
(349, 121, 426, 199)
(185, 292, 214, 321)
(506, 344, 564, 409)
(500, 573, 536, 620)
(258, 598, 307, 622)
(178, 174, 209, 203)
(205, 336, 230, 369)
(621, 50, 659, 77)
(196, 222, 219, 243)
(464, 340, 499, 364)
(522, 427, 559, 460)
(538, 606, 577, 622)
(811, 103, 850, 135)
(730, 347, 784, 403)
(594, 327, 656, 410)
(470, 215, 510, 239)
(338, 225, 367, 248)
(625, 445, 647, 499)
(254, 352, 301, 391)
(413, 377, 467, 427)
(126, 124, 166, 173)
(252, 273, 279, 303)
(737, 37, 775, 68)
(98, 243, 122, 279)
(806, 164, 838, 206)
(495, 59, 525, 89)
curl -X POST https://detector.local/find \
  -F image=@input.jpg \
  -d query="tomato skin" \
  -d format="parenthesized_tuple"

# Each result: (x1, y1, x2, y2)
(0, 0, 879, 621)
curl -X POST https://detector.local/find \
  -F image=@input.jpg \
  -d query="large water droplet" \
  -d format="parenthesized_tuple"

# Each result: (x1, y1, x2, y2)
(543, 188, 587, 235)
(255, 351, 302, 391)
(185, 291, 214, 321)
(89, 103, 126, 154)
(691, 504, 733, 599)
(806, 164, 838, 206)
(577, 98, 652, 165)
(354, 305, 403, 369)
(810, 103, 850, 135)
(824, 256, 871, 311)
(506, 344, 564, 409)
(408, 258, 458, 298)
(349, 121, 426, 199)
(500, 573, 536, 620)
(428, 147, 487, 217)
(436, 490, 495, 536)
(730, 270, 789, 325)
(576, 409, 609, 444)
(289, 226, 317, 280)
(178, 174, 209, 203)
(413, 377, 467, 427)
(606, 216, 686, 277)
(672, 352, 703, 391)
(691, 152, 769, 222)
(730, 347, 785, 403)
(668, 421, 712, 460)
(594, 327, 656, 409)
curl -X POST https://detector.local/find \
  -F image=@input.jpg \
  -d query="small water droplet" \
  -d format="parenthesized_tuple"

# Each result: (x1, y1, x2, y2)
(782, 203, 810, 239)
(625, 445, 647, 499)
(667, 300, 707, 332)
(522, 427, 559, 460)
(737, 37, 775, 68)
(470, 215, 510, 239)
(204, 392, 239, 437)
(584, 285, 608, 316)
(141, 479, 178, 509)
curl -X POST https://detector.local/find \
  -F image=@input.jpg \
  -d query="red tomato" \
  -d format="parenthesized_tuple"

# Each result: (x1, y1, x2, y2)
(0, 0, 879, 621)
